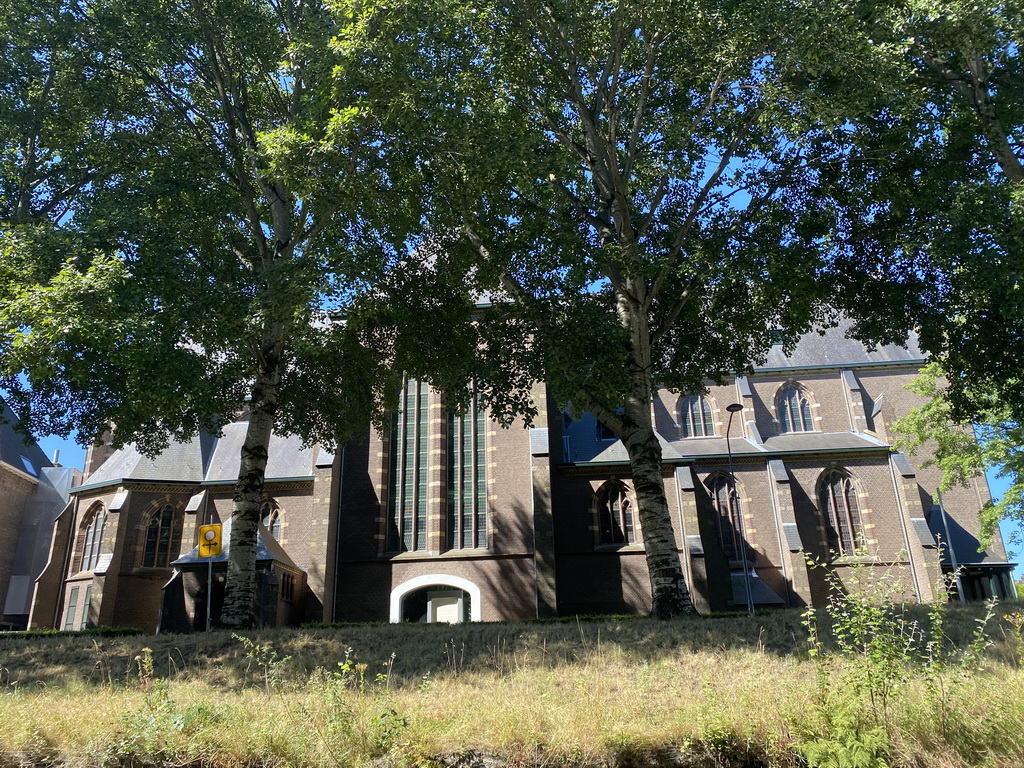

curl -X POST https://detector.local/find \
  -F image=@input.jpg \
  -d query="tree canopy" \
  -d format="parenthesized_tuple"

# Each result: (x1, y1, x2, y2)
(827, 1, 1023, 423)
(894, 362, 1024, 547)
(3, 0, 1020, 624)
(350, 0, 903, 617)
(0, 0, 423, 627)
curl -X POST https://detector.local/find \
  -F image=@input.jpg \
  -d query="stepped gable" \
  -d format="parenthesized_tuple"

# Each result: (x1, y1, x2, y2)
(0, 403, 53, 478)
(758, 320, 925, 370)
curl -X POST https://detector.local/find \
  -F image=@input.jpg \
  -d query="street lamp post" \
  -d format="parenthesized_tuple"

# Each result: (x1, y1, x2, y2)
(725, 403, 755, 616)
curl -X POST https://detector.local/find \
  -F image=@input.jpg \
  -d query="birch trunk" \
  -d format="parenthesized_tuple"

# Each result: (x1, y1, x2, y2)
(620, 415, 694, 619)
(219, 319, 286, 629)
(592, 282, 695, 618)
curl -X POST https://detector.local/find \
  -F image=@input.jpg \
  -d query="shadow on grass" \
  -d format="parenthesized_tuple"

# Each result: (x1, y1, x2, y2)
(1, 600, 1019, 691)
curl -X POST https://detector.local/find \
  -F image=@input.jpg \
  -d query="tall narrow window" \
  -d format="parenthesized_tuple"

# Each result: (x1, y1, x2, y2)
(820, 470, 865, 556)
(79, 585, 92, 630)
(79, 506, 106, 572)
(64, 586, 79, 631)
(778, 385, 813, 433)
(448, 397, 488, 549)
(143, 504, 182, 567)
(680, 395, 715, 438)
(261, 500, 282, 540)
(708, 474, 744, 560)
(388, 378, 429, 552)
(598, 481, 635, 545)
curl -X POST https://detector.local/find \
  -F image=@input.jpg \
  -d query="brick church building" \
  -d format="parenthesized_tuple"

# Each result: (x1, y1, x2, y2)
(24, 325, 1016, 632)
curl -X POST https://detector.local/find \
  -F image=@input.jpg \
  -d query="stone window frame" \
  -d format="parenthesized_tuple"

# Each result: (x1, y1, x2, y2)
(140, 501, 184, 569)
(63, 586, 79, 631)
(678, 393, 717, 438)
(261, 498, 283, 541)
(594, 479, 638, 546)
(705, 472, 746, 561)
(447, 395, 489, 551)
(385, 376, 430, 553)
(280, 571, 294, 602)
(817, 467, 868, 557)
(77, 502, 106, 573)
(776, 382, 816, 433)
(380, 379, 497, 558)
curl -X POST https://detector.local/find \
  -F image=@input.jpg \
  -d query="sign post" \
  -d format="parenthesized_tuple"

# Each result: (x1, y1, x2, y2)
(198, 524, 222, 631)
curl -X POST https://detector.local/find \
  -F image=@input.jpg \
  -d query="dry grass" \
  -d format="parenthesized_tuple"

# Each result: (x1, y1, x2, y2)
(1, 605, 1023, 767)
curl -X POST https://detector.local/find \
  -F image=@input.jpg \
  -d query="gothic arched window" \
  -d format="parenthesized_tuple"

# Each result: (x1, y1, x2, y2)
(679, 395, 715, 438)
(261, 500, 282, 540)
(707, 474, 744, 560)
(778, 385, 813, 433)
(597, 481, 635, 545)
(79, 506, 106, 572)
(142, 504, 182, 568)
(819, 470, 865, 556)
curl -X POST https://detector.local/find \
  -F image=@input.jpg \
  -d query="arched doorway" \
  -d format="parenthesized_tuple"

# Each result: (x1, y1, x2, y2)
(389, 574, 482, 623)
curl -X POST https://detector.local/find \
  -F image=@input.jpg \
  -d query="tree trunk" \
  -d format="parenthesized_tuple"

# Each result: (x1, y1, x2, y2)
(219, 321, 285, 629)
(617, 282, 695, 619)
(619, 405, 695, 619)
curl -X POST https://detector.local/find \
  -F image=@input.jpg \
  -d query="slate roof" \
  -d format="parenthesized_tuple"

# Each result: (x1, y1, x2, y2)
(758, 431, 889, 453)
(203, 420, 316, 482)
(731, 571, 786, 605)
(563, 412, 686, 464)
(171, 517, 300, 569)
(561, 323, 917, 466)
(85, 432, 215, 486)
(80, 414, 319, 489)
(0, 402, 53, 478)
(757, 320, 924, 371)
(927, 505, 1004, 566)
(661, 435, 766, 458)
(565, 427, 891, 465)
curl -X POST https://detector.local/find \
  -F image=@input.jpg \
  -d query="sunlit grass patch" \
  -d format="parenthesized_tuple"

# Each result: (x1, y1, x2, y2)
(1, 605, 1024, 767)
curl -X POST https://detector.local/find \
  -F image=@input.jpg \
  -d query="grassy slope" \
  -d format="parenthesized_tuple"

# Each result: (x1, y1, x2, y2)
(1, 606, 1023, 768)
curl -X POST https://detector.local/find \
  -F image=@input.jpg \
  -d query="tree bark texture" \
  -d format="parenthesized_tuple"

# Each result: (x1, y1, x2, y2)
(621, 415, 695, 619)
(590, 285, 695, 619)
(219, 321, 285, 629)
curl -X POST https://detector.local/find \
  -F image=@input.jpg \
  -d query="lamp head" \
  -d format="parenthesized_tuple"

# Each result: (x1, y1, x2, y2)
(726, 403, 743, 413)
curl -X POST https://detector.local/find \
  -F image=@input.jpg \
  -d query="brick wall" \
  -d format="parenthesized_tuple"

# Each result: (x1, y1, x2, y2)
(333, 384, 540, 622)
(0, 466, 34, 621)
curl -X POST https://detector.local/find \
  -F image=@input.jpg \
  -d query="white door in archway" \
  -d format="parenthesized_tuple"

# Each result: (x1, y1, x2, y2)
(428, 590, 463, 624)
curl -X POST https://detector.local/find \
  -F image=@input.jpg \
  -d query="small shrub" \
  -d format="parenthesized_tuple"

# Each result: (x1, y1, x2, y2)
(233, 633, 292, 694)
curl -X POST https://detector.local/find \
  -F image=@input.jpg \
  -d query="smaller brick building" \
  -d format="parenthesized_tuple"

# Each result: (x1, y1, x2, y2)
(27, 325, 1016, 632)
(0, 402, 79, 630)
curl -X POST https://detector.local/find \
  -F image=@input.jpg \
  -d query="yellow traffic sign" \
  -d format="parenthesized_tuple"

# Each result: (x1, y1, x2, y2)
(198, 524, 222, 557)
